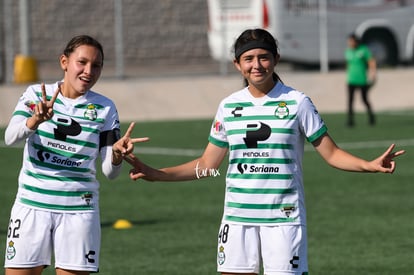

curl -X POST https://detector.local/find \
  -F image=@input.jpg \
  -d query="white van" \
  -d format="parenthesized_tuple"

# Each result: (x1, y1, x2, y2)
(207, 0, 414, 66)
(207, 0, 270, 60)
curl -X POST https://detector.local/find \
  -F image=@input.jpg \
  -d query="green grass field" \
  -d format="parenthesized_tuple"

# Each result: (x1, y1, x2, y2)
(0, 111, 413, 274)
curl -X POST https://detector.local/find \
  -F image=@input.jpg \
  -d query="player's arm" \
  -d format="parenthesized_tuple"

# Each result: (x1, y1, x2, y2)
(101, 122, 149, 179)
(313, 133, 404, 173)
(26, 83, 59, 130)
(367, 56, 377, 83)
(5, 84, 59, 145)
(111, 122, 149, 165)
(126, 142, 228, 181)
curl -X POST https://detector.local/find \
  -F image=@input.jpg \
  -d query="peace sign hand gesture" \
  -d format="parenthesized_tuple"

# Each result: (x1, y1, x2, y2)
(369, 144, 405, 173)
(112, 122, 150, 165)
(27, 83, 59, 130)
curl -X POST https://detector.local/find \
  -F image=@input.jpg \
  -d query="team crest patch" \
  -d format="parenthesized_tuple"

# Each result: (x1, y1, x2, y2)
(6, 240, 16, 260)
(82, 193, 94, 206)
(275, 101, 289, 119)
(84, 104, 98, 121)
(217, 245, 226, 265)
(281, 206, 296, 217)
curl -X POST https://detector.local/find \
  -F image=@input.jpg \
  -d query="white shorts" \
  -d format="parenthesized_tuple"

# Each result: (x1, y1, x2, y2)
(4, 203, 101, 272)
(217, 223, 308, 274)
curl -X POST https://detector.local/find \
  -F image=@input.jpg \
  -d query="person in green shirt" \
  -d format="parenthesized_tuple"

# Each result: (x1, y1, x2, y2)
(345, 33, 376, 127)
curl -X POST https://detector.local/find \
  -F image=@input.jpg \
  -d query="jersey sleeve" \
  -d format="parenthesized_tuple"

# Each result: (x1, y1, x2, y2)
(98, 105, 121, 151)
(208, 101, 229, 148)
(99, 100, 122, 179)
(297, 96, 327, 143)
(4, 84, 43, 145)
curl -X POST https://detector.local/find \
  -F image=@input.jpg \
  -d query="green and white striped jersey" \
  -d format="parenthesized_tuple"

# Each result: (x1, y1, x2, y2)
(209, 82, 327, 226)
(6, 82, 121, 212)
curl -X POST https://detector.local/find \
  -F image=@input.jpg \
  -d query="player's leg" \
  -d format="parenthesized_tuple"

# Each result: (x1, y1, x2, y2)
(216, 223, 261, 275)
(5, 266, 44, 275)
(4, 204, 52, 274)
(260, 225, 308, 275)
(361, 85, 375, 125)
(347, 84, 356, 126)
(55, 268, 89, 275)
(53, 212, 100, 274)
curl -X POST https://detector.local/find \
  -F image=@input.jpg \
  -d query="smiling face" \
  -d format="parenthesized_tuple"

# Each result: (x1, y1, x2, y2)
(234, 48, 278, 96)
(60, 44, 103, 98)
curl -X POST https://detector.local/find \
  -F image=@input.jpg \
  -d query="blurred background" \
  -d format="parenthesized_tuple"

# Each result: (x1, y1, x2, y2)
(1, 0, 413, 84)
(0, 0, 214, 82)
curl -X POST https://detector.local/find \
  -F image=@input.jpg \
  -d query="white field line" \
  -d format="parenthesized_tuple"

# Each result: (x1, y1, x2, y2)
(1, 139, 412, 157)
(136, 139, 414, 156)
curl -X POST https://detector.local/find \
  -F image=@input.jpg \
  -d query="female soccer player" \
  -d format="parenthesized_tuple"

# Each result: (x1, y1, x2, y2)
(4, 35, 146, 275)
(345, 33, 377, 127)
(126, 29, 404, 275)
